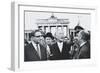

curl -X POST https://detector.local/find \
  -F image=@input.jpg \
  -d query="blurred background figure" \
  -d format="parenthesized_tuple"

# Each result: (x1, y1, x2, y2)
(74, 25, 84, 36)
(72, 30, 90, 59)
(24, 39, 29, 46)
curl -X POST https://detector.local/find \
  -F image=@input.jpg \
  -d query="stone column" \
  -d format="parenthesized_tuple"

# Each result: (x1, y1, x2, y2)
(48, 25, 51, 32)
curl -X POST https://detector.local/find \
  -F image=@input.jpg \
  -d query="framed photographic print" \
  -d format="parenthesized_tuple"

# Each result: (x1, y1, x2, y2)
(11, 2, 97, 71)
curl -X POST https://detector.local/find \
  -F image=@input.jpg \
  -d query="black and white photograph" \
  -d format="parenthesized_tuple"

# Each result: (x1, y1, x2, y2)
(24, 11, 91, 62)
(11, 2, 96, 71)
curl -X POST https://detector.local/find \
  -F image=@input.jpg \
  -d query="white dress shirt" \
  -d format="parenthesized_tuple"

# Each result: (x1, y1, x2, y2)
(32, 41, 39, 51)
(47, 45, 51, 55)
(80, 41, 87, 47)
(32, 41, 41, 59)
(57, 42, 63, 52)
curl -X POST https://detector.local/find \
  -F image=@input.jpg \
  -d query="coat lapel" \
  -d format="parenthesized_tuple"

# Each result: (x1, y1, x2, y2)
(30, 43, 40, 60)
(55, 43, 61, 54)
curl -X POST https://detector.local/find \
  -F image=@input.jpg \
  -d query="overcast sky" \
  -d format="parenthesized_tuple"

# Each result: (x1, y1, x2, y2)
(25, 11, 91, 31)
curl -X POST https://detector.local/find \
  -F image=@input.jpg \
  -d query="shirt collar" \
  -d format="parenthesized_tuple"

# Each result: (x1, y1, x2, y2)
(31, 41, 39, 51)
(80, 41, 87, 47)
(57, 42, 63, 52)
(57, 41, 63, 44)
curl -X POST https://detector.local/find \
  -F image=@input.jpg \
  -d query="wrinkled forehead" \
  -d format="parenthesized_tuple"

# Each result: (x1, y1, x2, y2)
(56, 30, 64, 35)
(35, 31, 42, 36)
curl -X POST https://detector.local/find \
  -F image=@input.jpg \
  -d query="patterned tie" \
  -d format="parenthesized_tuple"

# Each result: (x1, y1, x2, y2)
(36, 44, 41, 59)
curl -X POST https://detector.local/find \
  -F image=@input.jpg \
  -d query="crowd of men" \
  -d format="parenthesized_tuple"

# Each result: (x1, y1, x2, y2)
(24, 26, 90, 61)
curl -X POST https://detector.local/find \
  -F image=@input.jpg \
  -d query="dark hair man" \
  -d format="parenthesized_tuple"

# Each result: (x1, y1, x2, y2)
(73, 30, 90, 59)
(24, 30, 47, 61)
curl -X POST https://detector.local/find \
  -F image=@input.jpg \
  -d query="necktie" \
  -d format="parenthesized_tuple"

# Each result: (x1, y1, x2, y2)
(36, 44, 41, 59)
(73, 46, 81, 59)
(47, 45, 51, 59)
(58, 42, 63, 53)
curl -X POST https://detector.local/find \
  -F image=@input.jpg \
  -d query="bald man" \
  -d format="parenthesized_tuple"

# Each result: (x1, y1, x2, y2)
(49, 30, 71, 60)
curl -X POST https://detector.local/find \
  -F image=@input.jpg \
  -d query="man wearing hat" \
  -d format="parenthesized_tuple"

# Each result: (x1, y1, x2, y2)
(44, 32, 54, 59)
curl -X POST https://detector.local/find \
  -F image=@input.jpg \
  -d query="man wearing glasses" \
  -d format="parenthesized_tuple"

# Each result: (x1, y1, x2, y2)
(24, 30, 47, 61)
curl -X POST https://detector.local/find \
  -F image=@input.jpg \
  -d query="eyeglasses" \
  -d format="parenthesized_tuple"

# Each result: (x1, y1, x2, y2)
(35, 35, 43, 37)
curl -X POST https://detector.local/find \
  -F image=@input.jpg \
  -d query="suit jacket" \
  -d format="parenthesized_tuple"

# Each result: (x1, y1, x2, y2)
(73, 41, 90, 59)
(49, 42, 71, 60)
(24, 43, 47, 61)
